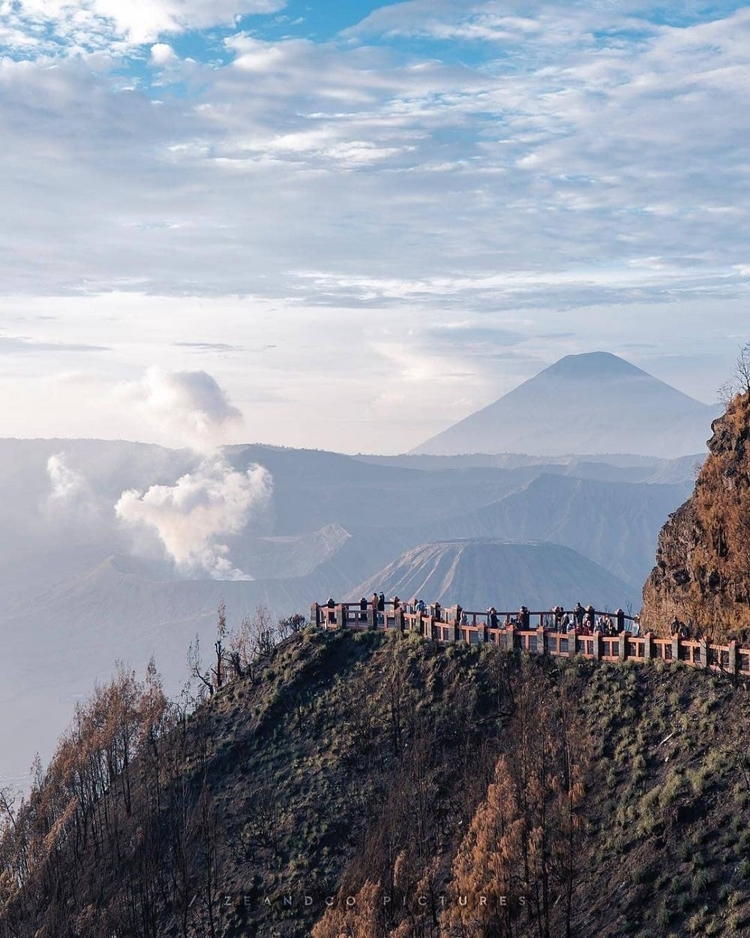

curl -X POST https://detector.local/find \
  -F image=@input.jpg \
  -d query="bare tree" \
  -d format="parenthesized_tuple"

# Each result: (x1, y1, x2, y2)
(212, 600, 227, 691)
(737, 341, 750, 399)
(277, 612, 306, 641)
(718, 341, 750, 404)
(225, 605, 277, 683)
(188, 635, 214, 698)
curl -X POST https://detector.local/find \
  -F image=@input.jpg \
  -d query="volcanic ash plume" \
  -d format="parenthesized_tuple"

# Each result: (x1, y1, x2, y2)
(115, 456, 273, 580)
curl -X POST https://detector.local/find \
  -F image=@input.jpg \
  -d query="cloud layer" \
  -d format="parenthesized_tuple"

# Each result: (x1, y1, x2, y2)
(1, 0, 286, 51)
(1, 1, 749, 450)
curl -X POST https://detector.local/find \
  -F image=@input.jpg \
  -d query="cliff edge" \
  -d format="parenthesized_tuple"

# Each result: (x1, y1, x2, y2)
(642, 392, 750, 639)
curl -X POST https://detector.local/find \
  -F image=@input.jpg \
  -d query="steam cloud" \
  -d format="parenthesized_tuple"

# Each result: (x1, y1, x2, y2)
(114, 367, 243, 451)
(115, 457, 273, 580)
(47, 453, 88, 506)
(44, 450, 104, 520)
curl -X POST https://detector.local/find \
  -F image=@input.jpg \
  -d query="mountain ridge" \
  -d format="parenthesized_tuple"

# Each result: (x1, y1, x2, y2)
(412, 351, 719, 458)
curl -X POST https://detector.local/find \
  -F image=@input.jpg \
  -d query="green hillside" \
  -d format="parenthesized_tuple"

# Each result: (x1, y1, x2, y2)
(2, 627, 750, 937)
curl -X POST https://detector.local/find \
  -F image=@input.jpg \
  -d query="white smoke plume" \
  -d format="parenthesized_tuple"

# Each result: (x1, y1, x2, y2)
(47, 453, 88, 506)
(115, 456, 273, 580)
(113, 367, 243, 451)
(44, 450, 102, 518)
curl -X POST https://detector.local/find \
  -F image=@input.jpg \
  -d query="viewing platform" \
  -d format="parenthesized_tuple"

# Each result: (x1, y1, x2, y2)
(310, 600, 750, 677)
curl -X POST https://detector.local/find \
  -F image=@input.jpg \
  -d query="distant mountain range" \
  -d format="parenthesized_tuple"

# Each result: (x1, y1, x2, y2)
(0, 353, 718, 785)
(412, 351, 720, 458)
(352, 539, 639, 612)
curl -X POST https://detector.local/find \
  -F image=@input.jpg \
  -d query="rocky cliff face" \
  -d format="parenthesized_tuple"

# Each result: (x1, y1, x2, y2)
(642, 393, 750, 639)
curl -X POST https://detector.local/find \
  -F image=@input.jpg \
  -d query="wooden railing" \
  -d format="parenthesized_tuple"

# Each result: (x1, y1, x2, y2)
(309, 602, 750, 678)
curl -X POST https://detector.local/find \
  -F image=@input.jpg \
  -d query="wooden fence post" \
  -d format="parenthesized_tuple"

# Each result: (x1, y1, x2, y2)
(592, 632, 601, 661)
(619, 633, 627, 662)
(699, 637, 708, 668)
(506, 625, 515, 653)
(727, 640, 738, 676)
(336, 604, 346, 629)
(537, 625, 547, 656)
(672, 633, 680, 663)
(644, 632, 654, 661)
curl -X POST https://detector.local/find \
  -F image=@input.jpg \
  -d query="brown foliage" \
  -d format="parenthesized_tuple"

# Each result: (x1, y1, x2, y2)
(444, 662, 589, 938)
(643, 391, 750, 640)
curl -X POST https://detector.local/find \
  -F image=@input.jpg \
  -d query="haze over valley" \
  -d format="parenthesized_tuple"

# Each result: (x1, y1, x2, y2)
(0, 352, 710, 785)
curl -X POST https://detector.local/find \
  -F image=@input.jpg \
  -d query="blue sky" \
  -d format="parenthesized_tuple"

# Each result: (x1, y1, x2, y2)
(0, 1, 749, 452)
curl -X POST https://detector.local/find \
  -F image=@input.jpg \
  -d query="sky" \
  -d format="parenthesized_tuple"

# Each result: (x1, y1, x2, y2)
(1, 0, 749, 453)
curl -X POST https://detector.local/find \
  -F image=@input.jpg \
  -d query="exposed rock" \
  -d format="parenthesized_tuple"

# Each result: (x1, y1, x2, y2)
(642, 393, 750, 640)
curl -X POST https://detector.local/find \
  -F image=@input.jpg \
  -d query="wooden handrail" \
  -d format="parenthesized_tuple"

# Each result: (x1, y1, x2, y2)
(309, 600, 745, 677)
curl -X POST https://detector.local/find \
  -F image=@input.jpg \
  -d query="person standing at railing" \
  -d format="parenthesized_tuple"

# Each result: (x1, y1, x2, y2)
(326, 597, 336, 625)
(519, 606, 530, 630)
(488, 607, 499, 629)
(359, 596, 368, 623)
(378, 592, 385, 612)
(574, 602, 584, 627)
(672, 619, 691, 641)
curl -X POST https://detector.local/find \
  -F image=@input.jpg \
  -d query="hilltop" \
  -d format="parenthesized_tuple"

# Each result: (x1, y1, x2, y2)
(4, 627, 750, 937)
(412, 351, 719, 458)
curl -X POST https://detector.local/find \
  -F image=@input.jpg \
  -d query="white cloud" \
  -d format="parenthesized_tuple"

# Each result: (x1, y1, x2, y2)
(150, 42, 177, 65)
(115, 456, 273, 579)
(0, 2, 749, 451)
(112, 367, 243, 451)
(2, 0, 287, 52)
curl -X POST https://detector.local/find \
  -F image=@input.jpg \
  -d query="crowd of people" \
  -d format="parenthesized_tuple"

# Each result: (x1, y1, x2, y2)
(323, 596, 640, 635)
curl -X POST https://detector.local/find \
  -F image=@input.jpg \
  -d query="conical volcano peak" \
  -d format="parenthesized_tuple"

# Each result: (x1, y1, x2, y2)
(542, 351, 648, 380)
(411, 351, 720, 458)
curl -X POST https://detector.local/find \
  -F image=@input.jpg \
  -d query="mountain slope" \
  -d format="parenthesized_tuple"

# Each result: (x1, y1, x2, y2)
(416, 474, 690, 586)
(352, 539, 639, 611)
(412, 351, 719, 458)
(4, 629, 750, 938)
